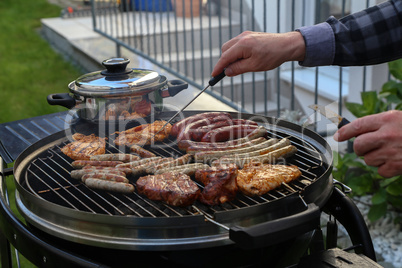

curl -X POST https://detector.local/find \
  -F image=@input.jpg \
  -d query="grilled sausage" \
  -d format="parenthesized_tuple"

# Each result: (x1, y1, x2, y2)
(130, 145, 156, 158)
(81, 173, 129, 183)
(71, 160, 124, 169)
(115, 157, 162, 168)
(227, 138, 291, 159)
(84, 178, 135, 194)
(215, 145, 298, 168)
(131, 157, 174, 176)
(170, 112, 232, 137)
(189, 119, 259, 142)
(194, 138, 279, 163)
(145, 154, 193, 174)
(71, 169, 126, 180)
(231, 119, 259, 126)
(89, 154, 140, 163)
(190, 119, 232, 142)
(211, 138, 291, 165)
(186, 137, 267, 154)
(178, 126, 268, 151)
(154, 163, 210, 176)
(176, 114, 232, 142)
(82, 166, 132, 175)
(200, 124, 259, 142)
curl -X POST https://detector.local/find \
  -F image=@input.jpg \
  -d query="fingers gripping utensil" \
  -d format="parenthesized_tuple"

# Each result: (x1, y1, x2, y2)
(154, 71, 226, 135)
(307, 104, 350, 128)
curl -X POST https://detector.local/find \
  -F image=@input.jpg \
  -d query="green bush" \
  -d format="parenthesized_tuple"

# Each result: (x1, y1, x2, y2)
(333, 59, 402, 222)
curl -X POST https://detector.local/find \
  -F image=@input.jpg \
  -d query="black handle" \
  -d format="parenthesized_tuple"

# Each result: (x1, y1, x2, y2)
(338, 117, 350, 129)
(229, 203, 320, 249)
(165, 79, 188, 97)
(208, 71, 226, 86)
(47, 93, 76, 109)
(101, 58, 132, 76)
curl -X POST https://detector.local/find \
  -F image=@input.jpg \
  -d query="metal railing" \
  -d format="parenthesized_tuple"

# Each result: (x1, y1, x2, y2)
(89, 0, 389, 126)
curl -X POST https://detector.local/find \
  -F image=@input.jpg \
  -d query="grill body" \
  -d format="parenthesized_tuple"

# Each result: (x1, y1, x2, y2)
(0, 111, 375, 267)
(13, 111, 333, 251)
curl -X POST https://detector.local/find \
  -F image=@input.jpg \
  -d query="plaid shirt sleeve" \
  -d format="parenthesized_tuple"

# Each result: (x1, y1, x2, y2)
(298, 0, 402, 67)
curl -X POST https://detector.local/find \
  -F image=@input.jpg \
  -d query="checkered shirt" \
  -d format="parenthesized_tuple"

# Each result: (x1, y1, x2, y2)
(298, 0, 402, 67)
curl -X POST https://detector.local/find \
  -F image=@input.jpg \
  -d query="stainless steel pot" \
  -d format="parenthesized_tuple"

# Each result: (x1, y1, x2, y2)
(47, 58, 187, 123)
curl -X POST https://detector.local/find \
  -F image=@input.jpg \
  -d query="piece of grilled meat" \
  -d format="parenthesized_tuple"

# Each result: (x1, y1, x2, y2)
(61, 133, 106, 160)
(236, 163, 301, 196)
(195, 164, 238, 206)
(136, 172, 200, 207)
(114, 120, 172, 146)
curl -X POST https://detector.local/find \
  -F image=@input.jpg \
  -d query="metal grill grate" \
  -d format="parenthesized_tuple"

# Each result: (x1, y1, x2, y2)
(23, 127, 325, 219)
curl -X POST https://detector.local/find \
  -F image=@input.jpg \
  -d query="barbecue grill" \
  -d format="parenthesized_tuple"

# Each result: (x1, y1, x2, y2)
(0, 111, 377, 267)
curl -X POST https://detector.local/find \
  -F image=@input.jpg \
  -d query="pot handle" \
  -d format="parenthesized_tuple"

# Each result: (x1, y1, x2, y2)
(47, 93, 76, 109)
(229, 203, 320, 249)
(161, 79, 188, 98)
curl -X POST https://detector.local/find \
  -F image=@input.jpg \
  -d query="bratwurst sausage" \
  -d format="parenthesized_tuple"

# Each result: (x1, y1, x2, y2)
(170, 112, 232, 137)
(177, 126, 268, 151)
(82, 166, 132, 175)
(214, 145, 298, 168)
(154, 163, 210, 176)
(70, 169, 126, 180)
(190, 119, 233, 142)
(84, 178, 135, 194)
(200, 124, 259, 142)
(145, 154, 193, 174)
(130, 145, 156, 158)
(186, 137, 267, 154)
(194, 138, 279, 163)
(89, 154, 140, 162)
(115, 157, 162, 168)
(71, 160, 124, 169)
(81, 173, 129, 183)
(176, 114, 232, 142)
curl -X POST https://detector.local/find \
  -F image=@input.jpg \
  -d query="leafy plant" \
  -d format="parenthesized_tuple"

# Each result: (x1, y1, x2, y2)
(333, 59, 402, 222)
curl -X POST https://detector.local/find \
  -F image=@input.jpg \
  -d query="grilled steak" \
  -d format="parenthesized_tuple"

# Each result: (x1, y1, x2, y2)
(236, 163, 301, 196)
(195, 164, 238, 205)
(61, 133, 106, 160)
(136, 173, 200, 207)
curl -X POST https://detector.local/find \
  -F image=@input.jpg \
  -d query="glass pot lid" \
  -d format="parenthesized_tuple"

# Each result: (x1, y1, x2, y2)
(68, 58, 167, 97)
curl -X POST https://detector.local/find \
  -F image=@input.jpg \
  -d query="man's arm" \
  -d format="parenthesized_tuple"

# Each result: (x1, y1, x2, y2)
(298, 0, 402, 67)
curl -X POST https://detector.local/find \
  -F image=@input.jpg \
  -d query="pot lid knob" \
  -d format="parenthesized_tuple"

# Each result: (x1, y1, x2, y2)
(101, 58, 132, 76)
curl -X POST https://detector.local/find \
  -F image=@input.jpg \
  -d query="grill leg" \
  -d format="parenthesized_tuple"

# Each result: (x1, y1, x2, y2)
(326, 217, 338, 249)
(323, 186, 376, 261)
(0, 229, 12, 268)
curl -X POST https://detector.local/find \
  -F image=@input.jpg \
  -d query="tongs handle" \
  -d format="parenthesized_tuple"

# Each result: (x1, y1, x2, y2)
(209, 71, 226, 86)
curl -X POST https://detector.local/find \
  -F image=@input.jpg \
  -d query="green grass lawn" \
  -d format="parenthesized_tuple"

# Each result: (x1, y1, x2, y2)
(0, 0, 81, 124)
(0, 0, 82, 266)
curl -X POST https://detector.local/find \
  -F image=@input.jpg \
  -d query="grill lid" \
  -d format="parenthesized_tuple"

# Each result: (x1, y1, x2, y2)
(68, 58, 166, 97)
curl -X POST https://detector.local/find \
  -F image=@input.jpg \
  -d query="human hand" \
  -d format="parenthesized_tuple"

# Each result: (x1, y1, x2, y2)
(334, 110, 402, 178)
(211, 31, 306, 77)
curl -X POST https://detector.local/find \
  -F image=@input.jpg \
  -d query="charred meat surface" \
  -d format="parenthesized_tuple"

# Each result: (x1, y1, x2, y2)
(61, 133, 106, 160)
(236, 163, 302, 196)
(136, 173, 200, 207)
(195, 164, 238, 205)
(114, 120, 172, 146)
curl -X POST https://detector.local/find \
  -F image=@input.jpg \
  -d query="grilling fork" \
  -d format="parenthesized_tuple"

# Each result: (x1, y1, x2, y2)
(154, 71, 226, 136)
